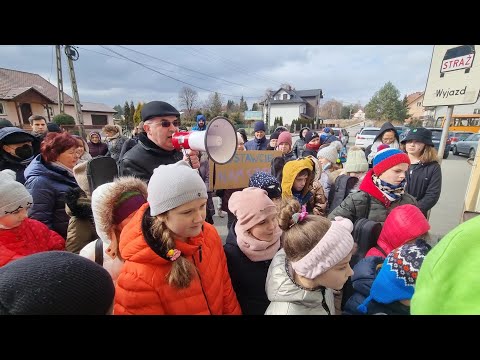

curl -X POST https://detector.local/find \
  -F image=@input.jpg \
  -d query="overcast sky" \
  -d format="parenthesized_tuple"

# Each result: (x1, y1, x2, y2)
(0, 45, 434, 110)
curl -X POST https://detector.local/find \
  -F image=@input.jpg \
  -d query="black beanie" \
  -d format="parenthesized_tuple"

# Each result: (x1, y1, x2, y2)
(46, 122, 62, 133)
(141, 101, 180, 122)
(304, 130, 320, 144)
(269, 131, 281, 140)
(0, 129, 35, 145)
(0, 251, 115, 315)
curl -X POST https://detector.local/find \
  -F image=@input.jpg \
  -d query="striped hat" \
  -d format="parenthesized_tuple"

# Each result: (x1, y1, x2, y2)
(373, 148, 410, 176)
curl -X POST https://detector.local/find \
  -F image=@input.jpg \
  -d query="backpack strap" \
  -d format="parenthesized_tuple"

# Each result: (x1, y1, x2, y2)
(374, 245, 388, 257)
(94, 238, 104, 266)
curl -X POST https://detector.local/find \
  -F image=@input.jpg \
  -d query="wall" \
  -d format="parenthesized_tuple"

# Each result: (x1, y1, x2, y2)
(268, 103, 301, 124)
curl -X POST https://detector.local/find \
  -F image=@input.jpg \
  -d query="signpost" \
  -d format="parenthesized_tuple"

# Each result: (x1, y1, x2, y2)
(423, 45, 480, 163)
(423, 45, 480, 221)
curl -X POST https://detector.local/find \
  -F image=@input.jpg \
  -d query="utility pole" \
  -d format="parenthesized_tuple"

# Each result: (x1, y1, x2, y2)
(55, 45, 65, 114)
(64, 45, 86, 139)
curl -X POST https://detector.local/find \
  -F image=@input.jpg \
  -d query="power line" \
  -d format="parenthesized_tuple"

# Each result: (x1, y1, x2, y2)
(116, 45, 266, 93)
(99, 46, 262, 100)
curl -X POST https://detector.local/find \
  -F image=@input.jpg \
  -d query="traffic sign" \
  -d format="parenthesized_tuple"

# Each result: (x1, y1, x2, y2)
(423, 45, 480, 106)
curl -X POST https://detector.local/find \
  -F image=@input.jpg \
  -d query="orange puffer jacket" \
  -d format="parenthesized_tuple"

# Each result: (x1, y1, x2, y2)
(114, 203, 242, 315)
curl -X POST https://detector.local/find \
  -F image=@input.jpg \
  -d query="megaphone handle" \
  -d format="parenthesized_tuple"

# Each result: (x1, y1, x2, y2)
(182, 148, 194, 168)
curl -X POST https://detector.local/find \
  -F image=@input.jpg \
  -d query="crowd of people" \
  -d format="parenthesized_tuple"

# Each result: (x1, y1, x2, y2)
(0, 108, 477, 316)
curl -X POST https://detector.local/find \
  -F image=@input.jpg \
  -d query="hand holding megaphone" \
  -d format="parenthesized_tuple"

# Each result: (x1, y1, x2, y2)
(172, 116, 237, 165)
(183, 149, 200, 169)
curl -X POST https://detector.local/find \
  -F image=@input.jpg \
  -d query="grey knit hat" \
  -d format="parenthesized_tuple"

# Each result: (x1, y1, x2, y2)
(317, 144, 339, 164)
(0, 251, 115, 315)
(148, 160, 208, 216)
(0, 170, 33, 217)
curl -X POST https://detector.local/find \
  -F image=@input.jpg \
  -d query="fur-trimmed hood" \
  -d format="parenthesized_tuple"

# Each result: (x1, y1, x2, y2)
(91, 176, 148, 243)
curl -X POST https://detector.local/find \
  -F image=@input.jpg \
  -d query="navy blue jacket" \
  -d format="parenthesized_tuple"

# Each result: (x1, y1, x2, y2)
(24, 154, 78, 239)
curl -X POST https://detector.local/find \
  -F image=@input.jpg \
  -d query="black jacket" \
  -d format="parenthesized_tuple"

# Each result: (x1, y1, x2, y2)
(118, 133, 183, 182)
(405, 161, 442, 217)
(223, 219, 272, 315)
(0, 152, 31, 184)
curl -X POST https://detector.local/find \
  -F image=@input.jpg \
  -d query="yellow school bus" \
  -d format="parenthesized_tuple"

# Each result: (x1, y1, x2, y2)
(434, 114, 480, 133)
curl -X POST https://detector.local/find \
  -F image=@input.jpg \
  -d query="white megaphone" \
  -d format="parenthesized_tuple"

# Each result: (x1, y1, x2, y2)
(172, 116, 238, 165)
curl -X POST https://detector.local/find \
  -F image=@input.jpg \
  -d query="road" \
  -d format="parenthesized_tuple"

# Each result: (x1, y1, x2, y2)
(211, 128, 471, 244)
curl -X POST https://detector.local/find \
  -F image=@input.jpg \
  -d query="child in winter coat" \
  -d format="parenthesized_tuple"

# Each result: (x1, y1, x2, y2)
(0, 169, 65, 267)
(345, 239, 431, 315)
(365, 204, 430, 258)
(79, 176, 148, 283)
(114, 160, 241, 315)
(224, 187, 282, 314)
(328, 148, 417, 224)
(265, 197, 355, 315)
(281, 157, 327, 216)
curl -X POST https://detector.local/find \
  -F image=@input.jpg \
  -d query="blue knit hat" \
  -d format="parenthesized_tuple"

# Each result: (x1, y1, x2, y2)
(249, 171, 282, 199)
(357, 239, 431, 314)
(254, 121, 266, 132)
(372, 147, 410, 176)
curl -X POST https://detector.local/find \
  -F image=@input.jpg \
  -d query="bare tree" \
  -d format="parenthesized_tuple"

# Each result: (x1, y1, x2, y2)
(178, 87, 198, 118)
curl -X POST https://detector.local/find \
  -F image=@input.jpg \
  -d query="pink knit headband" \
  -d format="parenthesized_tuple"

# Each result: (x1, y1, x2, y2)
(291, 216, 354, 279)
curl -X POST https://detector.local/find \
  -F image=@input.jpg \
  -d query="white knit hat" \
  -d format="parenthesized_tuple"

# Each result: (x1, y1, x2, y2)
(317, 144, 338, 164)
(344, 146, 368, 173)
(148, 160, 208, 216)
(0, 170, 33, 217)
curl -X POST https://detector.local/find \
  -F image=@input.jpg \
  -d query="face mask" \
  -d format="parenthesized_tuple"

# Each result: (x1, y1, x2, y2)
(14, 144, 33, 160)
(322, 163, 332, 171)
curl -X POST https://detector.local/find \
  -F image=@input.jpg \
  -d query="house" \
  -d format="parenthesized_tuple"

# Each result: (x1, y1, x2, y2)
(259, 87, 323, 127)
(405, 91, 425, 122)
(0, 67, 116, 132)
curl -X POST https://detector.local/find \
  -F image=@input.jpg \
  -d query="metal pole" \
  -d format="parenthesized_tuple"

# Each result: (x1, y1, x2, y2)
(55, 45, 65, 114)
(437, 105, 454, 165)
(65, 46, 86, 139)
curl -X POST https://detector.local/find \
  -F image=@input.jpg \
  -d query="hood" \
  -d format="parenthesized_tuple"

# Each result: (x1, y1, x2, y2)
(373, 122, 399, 143)
(299, 127, 310, 140)
(351, 256, 384, 297)
(377, 204, 430, 252)
(281, 157, 314, 199)
(91, 176, 148, 243)
(304, 155, 322, 182)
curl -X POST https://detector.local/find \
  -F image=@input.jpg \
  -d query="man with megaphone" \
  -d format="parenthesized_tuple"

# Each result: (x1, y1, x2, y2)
(118, 101, 200, 182)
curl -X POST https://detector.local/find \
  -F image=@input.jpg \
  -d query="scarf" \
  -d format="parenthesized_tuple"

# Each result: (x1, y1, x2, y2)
(305, 142, 320, 151)
(235, 223, 282, 262)
(52, 161, 75, 178)
(372, 174, 406, 202)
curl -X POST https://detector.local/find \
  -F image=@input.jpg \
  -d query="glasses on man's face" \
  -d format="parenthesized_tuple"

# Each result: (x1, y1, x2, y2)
(157, 119, 181, 128)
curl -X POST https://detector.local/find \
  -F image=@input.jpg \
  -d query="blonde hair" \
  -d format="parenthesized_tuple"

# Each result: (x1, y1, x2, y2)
(419, 145, 439, 163)
(277, 197, 331, 261)
(150, 214, 197, 288)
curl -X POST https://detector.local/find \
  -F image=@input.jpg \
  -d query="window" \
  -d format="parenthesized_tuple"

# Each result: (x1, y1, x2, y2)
(91, 114, 108, 126)
(417, 101, 422, 107)
(283, 94, 288, 100)
(0, 102, 5, 115)
(474, 109, 480, 114)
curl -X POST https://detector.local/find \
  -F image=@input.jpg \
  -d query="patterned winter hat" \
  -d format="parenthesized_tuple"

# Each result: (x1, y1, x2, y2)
(357, 239, 431, 313)
(372, 148, 410, 176)
(0, 169, 33, 217)
(248, 171, 282, 199)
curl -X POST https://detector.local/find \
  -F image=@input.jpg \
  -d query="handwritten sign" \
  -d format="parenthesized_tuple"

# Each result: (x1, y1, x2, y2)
(209, 150, 282, 190)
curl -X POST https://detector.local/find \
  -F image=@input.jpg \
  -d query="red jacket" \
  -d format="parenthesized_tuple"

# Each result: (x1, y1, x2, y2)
(0, 218, 65, 267)
(366, 204, 430, 258)
(114, 203, 241, 315)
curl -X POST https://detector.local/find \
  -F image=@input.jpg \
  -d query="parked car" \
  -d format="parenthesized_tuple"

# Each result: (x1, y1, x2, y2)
(449, 131, 474, 150)
(331, 127, 349, 146)
(403, 127, 451, 159)
(354, 127, 380, 149)
(453, 132, 480, 158)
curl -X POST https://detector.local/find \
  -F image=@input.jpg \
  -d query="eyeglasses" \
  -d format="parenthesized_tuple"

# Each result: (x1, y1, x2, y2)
(156, 119, 181, 128)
